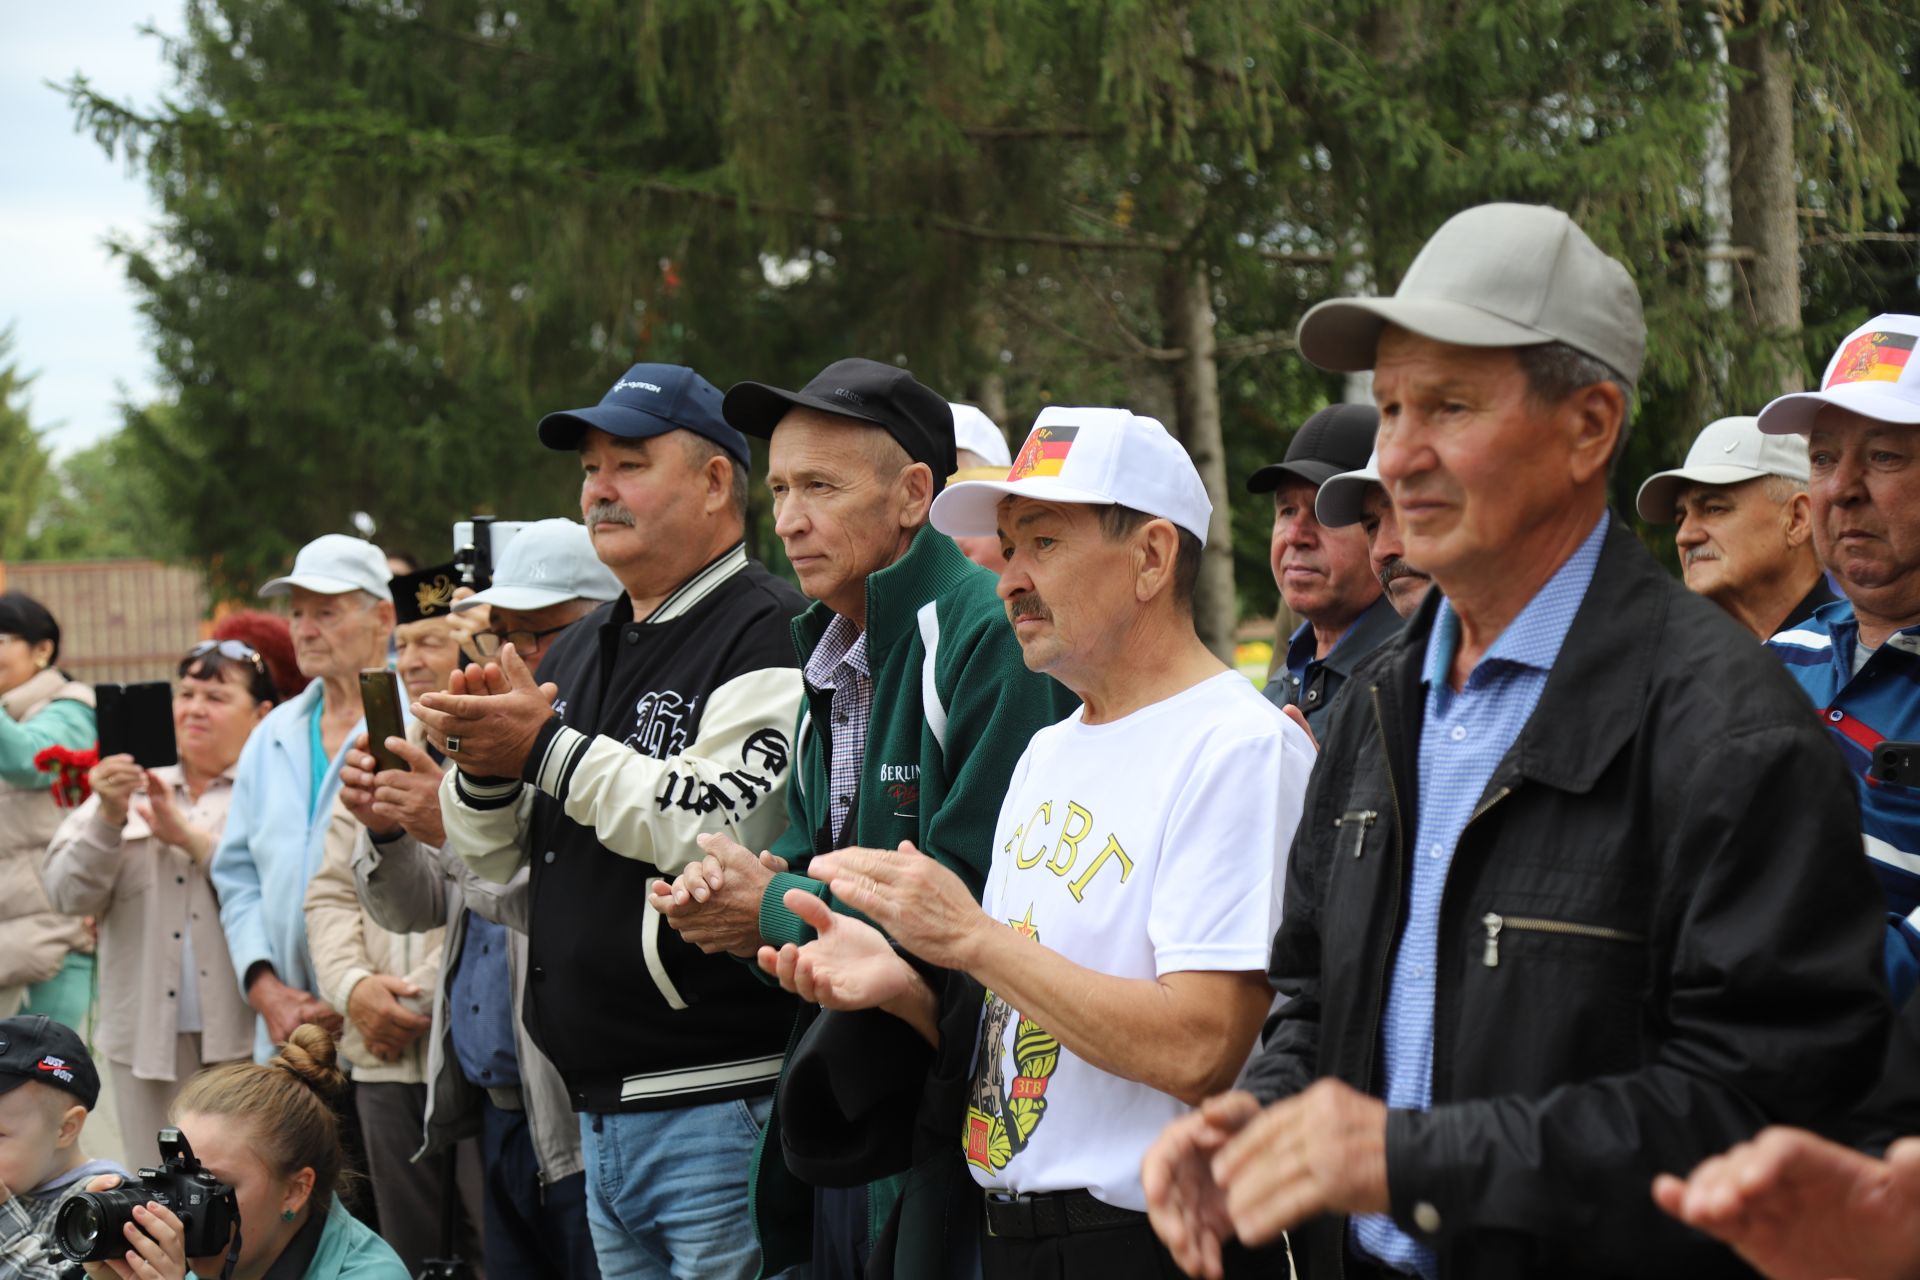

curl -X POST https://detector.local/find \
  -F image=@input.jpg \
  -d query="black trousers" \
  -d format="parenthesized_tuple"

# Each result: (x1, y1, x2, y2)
(981, 1221, 1288, 1279)
(479, 1097, 601, 1280)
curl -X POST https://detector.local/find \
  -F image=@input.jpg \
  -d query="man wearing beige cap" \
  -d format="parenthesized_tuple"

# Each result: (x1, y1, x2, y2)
(1142, 203, 1889, 1280)
(756, 407, 1313, 1278)
(1635, 416, 1833, 639)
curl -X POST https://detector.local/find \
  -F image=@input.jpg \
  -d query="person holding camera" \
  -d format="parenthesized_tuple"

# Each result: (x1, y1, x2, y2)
(73, 1024, 405, 1280)
(42, 640, 279, 1164)
(0, 1016, 127, 1280)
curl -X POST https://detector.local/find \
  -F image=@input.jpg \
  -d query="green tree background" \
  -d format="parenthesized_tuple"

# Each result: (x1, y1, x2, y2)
(20, 0, 1920, 641)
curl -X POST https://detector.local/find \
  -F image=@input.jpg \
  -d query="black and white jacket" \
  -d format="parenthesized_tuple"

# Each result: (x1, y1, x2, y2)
(443, 544, 808, 1113)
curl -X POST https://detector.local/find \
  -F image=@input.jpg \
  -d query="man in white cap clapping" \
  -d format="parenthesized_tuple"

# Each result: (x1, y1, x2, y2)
(753, 407, 1314, 1278)
(1635, 416, 1833, 639)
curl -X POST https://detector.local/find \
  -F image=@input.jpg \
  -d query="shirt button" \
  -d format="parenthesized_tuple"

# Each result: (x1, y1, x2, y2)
(544, 850, 556, 864)
(1829, 709, 1845, 722)
(1305, 690, 1319, 703)
(625, 632, 640, 646)
(1449, 725, 1467, 742)
(1413, 1202, 1443, 1234)
(1429, 844, 1443, 860)
(176, 876, 186, 885)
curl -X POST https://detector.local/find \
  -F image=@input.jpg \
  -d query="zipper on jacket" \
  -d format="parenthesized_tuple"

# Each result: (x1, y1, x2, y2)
(1362, 686, 1407, 1098)
(1335, 809, 1378, 860)
(1479, 912, 1646, 968)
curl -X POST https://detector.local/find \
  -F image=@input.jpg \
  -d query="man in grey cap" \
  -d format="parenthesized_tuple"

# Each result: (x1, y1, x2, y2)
(1142, 203, 1889, 1280)
(1246, 404, 1398, 739)
(1635, 416, 1833, 639)
(1315, 449, 1435, 619)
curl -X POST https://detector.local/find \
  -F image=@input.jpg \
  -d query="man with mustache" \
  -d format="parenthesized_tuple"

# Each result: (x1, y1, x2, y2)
(751, 407, 1313, 1278)
(1635, 416, 1832, 640)
(1762, 314, 1920, 1002)
(1142, 204, 1888, 1280)
(414, 364, 811, 1280)
(1247, 404, 1400, 739)
(652, 357, 1078, 1277)
(1314, 449, 1434, 618)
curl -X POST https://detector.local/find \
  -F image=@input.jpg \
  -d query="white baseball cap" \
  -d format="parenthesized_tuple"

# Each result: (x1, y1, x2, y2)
(258, 534, 392, 598)
(950, 403, 1012, 470)
(929, 406, 1213, 545)
(453, 518, 623, 612)
(1314, 449, 1385, 529)
(1758, 314, 1920, 434)
(1634, 416, 1808, 522)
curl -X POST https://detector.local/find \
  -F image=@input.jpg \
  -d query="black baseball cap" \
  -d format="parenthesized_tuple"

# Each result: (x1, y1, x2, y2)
(722, 358, 957, 493)
(537, 364, 751, 467)
(1246, 403, 1379, 494)
(0, 1016, 100, 1109)
(390, 561, 460, 625)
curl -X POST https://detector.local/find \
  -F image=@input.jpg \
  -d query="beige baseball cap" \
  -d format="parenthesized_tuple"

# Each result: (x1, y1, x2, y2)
(1634, 417, 1808, 522)
(1296, 203, 1645, 387)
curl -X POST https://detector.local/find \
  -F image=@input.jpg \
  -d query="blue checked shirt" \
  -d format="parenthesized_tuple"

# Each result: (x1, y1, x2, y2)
(1352, 513, 1606, 1277)
(803, 614, 872, 844)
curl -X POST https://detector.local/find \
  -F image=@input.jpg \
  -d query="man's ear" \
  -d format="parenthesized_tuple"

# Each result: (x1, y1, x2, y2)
(1783, 490, 1813, 549)
(701, 455, 735, 517)
(898, 463, 935, 529)
(1561, 381, 1627, 486)
(1135, 519, 1183, 604)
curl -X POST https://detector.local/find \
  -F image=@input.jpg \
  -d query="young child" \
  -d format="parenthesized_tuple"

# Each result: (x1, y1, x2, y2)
(0, 1016, 128, 1280)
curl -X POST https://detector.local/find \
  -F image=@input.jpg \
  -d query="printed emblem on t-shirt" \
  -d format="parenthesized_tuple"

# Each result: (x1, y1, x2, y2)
(963, 907, 1061, 1174)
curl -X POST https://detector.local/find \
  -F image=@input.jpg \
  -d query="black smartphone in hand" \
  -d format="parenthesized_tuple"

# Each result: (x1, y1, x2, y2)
(358, 669, 410, 774)
(95, 681, 178, 768)
(1870, 740, 1920, 787)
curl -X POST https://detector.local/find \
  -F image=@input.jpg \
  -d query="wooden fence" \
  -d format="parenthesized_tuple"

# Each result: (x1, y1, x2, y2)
(0, 560, 210, 685)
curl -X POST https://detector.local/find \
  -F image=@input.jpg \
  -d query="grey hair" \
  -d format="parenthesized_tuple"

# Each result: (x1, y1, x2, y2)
(1760, 473, 1807, 504)
(1514, 341, 1635, 464)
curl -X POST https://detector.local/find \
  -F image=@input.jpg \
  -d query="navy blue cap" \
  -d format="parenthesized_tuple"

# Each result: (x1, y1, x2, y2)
(537, 364, 751, 466)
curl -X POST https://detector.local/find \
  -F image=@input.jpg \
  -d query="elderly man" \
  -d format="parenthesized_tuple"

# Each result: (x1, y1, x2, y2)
(1760, 317, 1920, 1001)
(1248, 405, 1398, 738)
(1635, 415, 1833, 639)
(754, 407, 1314, 1278)
(1141, 203, 1889, 1280)
(411, 364, 810, 1280)
(340, 518, 618, 1280)
(652, 357, 1079, 1276)
(212, 533, 393, 1059)
(1315, 449, 1434, 618)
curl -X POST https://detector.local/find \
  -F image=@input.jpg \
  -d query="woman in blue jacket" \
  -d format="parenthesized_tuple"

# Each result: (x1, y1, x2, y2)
(78, 1024, 407, 1280)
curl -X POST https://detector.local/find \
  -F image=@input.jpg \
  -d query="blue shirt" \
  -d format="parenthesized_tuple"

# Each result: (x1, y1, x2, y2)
(447, 911, 520, 1089)
(1353, 513, 1607, 1278)
(1767, 600, 1920, 1000)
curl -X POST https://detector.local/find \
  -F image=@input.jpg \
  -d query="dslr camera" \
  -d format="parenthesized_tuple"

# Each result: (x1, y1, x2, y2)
(55, 1128, 239, 1263)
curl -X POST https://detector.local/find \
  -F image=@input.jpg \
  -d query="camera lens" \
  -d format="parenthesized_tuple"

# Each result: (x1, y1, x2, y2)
(54, 1190, 141, 1262)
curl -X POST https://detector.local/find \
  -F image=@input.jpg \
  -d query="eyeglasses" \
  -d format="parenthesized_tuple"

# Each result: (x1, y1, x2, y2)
(470, 625, 574, 659)
(186, 639, 268, 675)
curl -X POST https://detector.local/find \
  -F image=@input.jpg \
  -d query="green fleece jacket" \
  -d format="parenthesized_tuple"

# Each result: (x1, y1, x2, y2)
(749, 525, 1079, 1276)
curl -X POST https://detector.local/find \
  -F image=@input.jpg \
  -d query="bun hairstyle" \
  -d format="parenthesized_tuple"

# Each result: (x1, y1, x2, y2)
(172, 1024, 350, 1200)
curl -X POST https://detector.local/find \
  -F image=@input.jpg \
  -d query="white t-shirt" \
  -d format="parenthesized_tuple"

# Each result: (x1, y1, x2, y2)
(961, 670, 1314, 1210)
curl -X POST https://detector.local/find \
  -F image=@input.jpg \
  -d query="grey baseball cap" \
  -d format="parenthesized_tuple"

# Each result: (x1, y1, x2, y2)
(1634, 416, 1809, 522)
(1296, 203, 1646, 387)
(1315, 448, 1385, 529)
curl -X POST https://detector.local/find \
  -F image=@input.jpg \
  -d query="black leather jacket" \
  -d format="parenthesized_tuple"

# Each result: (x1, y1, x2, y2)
(1244, 516, 1891, 1279)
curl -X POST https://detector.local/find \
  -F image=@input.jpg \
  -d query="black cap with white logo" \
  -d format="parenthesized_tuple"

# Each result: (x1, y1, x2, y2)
(722, 358, 957, 493)
(0, 1015, 100, 1109)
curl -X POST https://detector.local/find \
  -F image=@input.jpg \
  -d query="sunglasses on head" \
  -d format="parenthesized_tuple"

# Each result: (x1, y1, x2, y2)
(186, 639, 268, 674)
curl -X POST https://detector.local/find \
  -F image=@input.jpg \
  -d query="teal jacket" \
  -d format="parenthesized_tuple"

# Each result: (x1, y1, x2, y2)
(190, 1198, 407, 1280)
(750, 526, 1079, 1276)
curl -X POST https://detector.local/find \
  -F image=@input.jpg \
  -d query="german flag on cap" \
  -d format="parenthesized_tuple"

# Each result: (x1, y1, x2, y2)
(1008, 425, 1079, 480)
(1826, 329, 1918, 389)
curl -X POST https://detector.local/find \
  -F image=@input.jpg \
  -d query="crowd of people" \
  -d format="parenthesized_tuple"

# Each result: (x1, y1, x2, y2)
(0, 197, 1916, 1280)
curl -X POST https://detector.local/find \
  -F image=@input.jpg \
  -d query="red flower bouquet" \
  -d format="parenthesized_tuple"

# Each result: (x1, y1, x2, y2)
(34, 744, 98, 809)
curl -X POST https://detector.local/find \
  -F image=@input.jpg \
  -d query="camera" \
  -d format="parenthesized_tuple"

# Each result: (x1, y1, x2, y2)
(451, 517, 530, 590)
(55, 1128, 239, 1263)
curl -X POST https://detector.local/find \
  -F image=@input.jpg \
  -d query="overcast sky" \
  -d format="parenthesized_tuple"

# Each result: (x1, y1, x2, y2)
(1, 1, 177, 455)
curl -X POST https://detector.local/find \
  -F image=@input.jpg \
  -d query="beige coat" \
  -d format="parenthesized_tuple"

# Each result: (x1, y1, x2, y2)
(0, 669, 95, 1012)
(42, 766, 255, 1075)
(305, 795, 443, 1084)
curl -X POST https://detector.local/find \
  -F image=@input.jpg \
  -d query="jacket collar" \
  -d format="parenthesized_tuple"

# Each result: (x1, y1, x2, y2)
(1310, 595, 1405, 679)
(1, 667, 89, 722)
(265, 680, 327, 749)
(1374, 512, 1661, 796)
(793, 525, 986, 663)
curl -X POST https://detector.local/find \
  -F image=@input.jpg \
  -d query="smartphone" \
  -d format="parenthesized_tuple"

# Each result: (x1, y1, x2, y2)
(1870, 741, 1920, 787)
(95, 681, 179, 768)
(358, 669, 410, 774)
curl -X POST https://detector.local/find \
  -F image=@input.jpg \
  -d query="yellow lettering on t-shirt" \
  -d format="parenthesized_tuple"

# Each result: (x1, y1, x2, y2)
(1045, 802, 1094, 877)
(1013, 801, 1053, 869)
(1066, 833, 1134, 902)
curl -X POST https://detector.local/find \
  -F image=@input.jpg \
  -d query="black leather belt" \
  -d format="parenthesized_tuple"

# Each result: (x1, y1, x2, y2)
(983, 1189, 1144, 1238)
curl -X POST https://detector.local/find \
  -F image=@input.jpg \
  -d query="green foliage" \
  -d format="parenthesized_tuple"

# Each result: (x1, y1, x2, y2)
(21, 415, 185, 562)
(0, 329, 52, 561)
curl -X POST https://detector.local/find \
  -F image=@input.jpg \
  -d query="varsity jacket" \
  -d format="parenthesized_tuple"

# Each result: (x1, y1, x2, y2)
(749, 526, 1082, 1278)
(1769, 600, 1920, 1000)
(444, 544, 808, 1113)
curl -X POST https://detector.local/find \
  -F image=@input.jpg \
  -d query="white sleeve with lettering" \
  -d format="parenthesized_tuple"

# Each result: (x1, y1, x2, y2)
(527, 665, 804, 875)
(442, 769, 536, 885)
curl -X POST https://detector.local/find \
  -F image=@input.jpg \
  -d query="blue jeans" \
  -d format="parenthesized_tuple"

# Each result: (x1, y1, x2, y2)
(580, 1095, 784, 1280)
